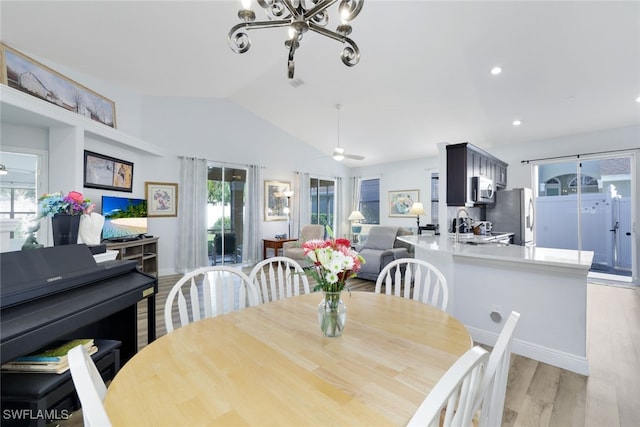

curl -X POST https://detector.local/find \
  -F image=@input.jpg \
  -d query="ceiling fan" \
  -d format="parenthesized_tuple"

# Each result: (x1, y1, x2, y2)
(332, 104, 365, 161)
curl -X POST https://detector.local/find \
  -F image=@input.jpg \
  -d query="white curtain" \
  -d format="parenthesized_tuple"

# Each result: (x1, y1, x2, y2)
(294, 172, 311, 238)
(335, 176, 344, 237)
(351, 176, 362, 214)
(243, 164, 262, 265)
(176, 157, 208, 273)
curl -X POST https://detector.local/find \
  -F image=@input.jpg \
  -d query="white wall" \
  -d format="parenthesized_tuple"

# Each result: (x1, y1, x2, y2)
(351, 125, 639, 281)
(351, 156, 440, 230)
(489, 125, 640, 190)
(139, 96, 354, 274)
(3, 49, 354, 275)
(5, 45, 638, 277)
(353, 126, 638, 195)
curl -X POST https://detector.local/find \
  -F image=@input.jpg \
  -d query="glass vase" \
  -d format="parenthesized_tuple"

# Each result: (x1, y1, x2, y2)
(317, 291, 347, 337)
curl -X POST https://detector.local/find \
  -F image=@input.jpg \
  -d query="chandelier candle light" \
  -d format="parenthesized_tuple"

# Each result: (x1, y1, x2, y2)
(228, 0, 364, 78)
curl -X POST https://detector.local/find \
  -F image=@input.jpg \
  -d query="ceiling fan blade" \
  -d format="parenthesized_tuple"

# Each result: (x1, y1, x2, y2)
(332, 148, 364, 161)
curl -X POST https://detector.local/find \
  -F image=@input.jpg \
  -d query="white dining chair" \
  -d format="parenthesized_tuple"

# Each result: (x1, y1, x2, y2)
(407, 346, 489, 427)
(248, 256, 311, 303)
(68, 344, 112, 427)
(375, 258, 449, 311)
(473, 311, 521, 427)
(164, 266, 260, 333)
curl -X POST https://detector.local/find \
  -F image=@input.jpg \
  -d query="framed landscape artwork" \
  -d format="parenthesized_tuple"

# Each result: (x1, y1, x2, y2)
(0, 43, 116, 128)
(389, 190, 419, 217)
(264, 180, 289, 221)
(84, 150, 133, 192)
(145, 182, 178, 217)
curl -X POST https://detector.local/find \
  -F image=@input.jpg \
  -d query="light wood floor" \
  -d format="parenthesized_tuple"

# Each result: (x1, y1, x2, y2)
(145, 274, 639, 426)
(59, 272, 640, 426)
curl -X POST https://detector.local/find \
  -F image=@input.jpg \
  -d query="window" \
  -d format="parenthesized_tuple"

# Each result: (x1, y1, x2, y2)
(543, 178, 561, 196)
(430, 172, 439, 223)
(0, 151, 40, 244)
(568, 174, 599, 193)
(0, 187, 37, 238)
(359, 178, 379, 224)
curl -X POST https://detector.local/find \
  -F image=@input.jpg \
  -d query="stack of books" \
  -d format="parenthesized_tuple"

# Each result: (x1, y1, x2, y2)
(1, 339, 97, 374)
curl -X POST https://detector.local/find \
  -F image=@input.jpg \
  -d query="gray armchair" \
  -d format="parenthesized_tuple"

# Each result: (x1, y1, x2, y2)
(283, 224, 325, 267)
(356, 226, 410, 281)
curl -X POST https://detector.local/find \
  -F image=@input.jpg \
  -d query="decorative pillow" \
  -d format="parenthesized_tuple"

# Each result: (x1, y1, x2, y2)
(364, 226, 399, 250)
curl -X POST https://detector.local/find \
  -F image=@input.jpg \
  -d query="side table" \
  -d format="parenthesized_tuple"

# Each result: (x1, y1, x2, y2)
(262, 238, 297, 259)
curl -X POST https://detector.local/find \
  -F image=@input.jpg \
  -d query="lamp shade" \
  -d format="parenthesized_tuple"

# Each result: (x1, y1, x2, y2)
(409, 202, 425, 216)
(283, 190, 294, 198)
(348, 211, 365, 221)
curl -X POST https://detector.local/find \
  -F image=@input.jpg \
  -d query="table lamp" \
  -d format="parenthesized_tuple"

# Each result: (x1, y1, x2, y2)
(347, 210, 365, 243)
(409, 202, 426, 229)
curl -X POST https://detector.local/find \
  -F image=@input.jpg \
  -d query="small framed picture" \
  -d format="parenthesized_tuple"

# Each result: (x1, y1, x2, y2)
(389, 190, 419, 217)
(145, 182, 178, 217)
(84, 150, 133, 192)
(264, 180, 290, 221)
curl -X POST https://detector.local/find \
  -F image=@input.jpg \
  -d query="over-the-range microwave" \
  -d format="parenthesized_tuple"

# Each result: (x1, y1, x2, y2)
(471, 176, 495, 204)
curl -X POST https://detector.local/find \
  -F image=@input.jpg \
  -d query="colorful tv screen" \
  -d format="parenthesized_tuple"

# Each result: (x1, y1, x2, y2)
(101, 196, 148, 241)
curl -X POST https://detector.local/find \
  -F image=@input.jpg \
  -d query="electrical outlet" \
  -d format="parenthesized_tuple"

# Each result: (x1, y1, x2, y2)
(490, 305, 502, 323)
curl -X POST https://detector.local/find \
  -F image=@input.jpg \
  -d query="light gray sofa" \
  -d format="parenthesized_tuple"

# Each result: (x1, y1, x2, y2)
(355, 226, 412, 281)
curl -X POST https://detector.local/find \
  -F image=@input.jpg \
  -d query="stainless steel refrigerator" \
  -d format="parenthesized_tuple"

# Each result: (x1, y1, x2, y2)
(486, 187, 535, 246)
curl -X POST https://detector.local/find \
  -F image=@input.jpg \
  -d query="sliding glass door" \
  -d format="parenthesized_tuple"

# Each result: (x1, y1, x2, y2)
(309, 178, 335, 231)
(535, 154, 634, 281)
(207, 164, 246, 265)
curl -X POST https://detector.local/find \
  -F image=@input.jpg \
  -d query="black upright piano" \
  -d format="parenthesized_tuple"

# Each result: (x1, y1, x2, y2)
(0, 244, 157, 425)
(1, 244, 157, 364)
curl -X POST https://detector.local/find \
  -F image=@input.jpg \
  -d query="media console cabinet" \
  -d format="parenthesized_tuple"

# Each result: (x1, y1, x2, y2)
(105, 236, 159, 276)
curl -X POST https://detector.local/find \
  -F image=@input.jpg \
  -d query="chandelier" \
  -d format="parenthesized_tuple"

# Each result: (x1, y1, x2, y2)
(228, 0, 364, 79)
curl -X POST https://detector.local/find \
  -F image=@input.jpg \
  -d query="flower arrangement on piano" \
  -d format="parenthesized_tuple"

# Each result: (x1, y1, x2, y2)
(37, 191, 92, 218)
(303, 227, 364, 337)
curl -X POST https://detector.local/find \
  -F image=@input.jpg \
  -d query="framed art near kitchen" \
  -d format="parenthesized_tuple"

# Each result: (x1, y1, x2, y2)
(264, 180, 290, 221)
(84, 150, 133, 192)
(146, 182, 178, 217)
(0, 43, 116, 128)
(389, 190, 419, 217)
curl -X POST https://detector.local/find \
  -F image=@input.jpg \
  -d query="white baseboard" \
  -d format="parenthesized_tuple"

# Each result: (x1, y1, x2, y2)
(158, 267, 179, 277)
(468, 326, 590, 376)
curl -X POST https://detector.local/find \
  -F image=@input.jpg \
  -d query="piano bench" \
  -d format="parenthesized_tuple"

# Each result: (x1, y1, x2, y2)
(1, 339, 121, 427)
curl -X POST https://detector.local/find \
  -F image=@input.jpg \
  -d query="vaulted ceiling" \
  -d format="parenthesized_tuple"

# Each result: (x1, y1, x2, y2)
(2, 1, 639, 166)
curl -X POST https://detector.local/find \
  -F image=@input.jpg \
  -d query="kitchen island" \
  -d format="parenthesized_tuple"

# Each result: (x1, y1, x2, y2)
(398, 234, 594, 375)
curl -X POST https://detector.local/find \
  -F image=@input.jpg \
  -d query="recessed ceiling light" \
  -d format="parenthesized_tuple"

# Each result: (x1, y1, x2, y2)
(636, 95, 640, 103)
(512, 120, 522, 126)
(490, 66, 502, 75)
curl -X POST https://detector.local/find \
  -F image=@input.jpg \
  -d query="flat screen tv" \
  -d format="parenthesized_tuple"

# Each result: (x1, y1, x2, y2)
(101, 195, 148, 241)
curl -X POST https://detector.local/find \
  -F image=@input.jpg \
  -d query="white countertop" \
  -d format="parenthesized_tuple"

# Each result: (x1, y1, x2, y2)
(398, 234, 594, 270)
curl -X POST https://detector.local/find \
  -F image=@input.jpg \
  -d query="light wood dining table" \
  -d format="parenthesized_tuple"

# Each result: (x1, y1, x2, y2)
(104, 292, 472, 426)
